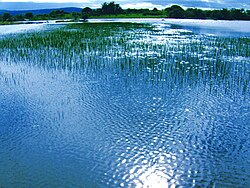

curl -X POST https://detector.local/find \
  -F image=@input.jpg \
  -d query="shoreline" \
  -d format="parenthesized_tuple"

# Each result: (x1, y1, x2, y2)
(1, 18, 250, 36)
(2, 16, 250, 25)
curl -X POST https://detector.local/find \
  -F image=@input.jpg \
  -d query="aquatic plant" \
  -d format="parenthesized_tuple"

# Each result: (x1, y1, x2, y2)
(0, 22, 249, 96)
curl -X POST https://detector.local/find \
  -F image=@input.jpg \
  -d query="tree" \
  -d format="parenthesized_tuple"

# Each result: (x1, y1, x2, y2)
(152, 8, 158, 12)
(72, 12, 80, 20)
(25, 12, 34, 20)
(246, 10, 250, 20)
(14, 14, 25, 21)
(220, 8, 232, 20)
(165, 5, 186, 18)
(230, 8, 245, 20)
(2, 13, 12, 21)
(82, 13, 89, 22)
(49, 10, 66, 19)
(82, 7, 92, 14)
(101, 2, 123, 15)
(186, 8, 205, 19)
(81, 7, 92, 21)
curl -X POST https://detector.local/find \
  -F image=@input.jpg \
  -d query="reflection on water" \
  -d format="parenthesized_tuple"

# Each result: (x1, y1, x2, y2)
(0, 23, 63, 35)
(89, 18, 250, 36)
(0, 22, 249, 187)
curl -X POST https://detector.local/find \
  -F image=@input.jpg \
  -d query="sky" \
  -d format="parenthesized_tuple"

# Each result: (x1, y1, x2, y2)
(0, 0, 249, 10)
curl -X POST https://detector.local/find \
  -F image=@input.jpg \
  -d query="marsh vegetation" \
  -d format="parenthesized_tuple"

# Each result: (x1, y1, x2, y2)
(0, 22, 249, 93)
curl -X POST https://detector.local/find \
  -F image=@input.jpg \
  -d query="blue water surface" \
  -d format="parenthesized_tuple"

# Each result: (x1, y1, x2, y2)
(0, 21, 250, 187)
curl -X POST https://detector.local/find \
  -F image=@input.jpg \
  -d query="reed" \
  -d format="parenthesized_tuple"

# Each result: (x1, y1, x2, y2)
(0, 22, 249, 95)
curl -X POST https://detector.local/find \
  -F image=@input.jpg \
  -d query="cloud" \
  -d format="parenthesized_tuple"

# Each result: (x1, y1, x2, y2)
(0, 0, 89, 2)
(121, 3, 167, 10)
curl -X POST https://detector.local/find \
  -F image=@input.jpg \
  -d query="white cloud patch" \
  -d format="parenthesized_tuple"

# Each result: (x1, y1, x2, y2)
(121, 3, 167, 10)
(1, 0, 88, 2)
(0, 0, 94, 2)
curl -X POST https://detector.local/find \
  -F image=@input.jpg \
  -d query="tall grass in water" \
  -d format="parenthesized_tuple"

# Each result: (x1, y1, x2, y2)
(0, 22, 249, 96)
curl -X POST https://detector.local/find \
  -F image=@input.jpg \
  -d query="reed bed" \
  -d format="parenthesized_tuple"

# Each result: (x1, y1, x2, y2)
(0, 22, 249, 95)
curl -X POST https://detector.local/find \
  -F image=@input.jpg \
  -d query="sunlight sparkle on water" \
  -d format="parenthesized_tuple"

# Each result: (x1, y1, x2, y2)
(0, 20, 249, 188)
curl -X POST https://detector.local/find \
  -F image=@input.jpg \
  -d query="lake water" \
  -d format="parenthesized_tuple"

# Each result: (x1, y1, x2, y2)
(1, 18, 250, 36)
(0, 20, 250, 187)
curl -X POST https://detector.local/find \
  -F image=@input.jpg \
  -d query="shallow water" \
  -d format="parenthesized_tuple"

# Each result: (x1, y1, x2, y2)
(89, 18, 250, 36)
(0, 22, 250, 187)
(1, 18, 250, 36)
(0, 22, 62, 35)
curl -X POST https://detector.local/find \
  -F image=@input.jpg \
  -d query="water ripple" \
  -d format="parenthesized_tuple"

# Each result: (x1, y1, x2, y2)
(0, 22, 249, 187)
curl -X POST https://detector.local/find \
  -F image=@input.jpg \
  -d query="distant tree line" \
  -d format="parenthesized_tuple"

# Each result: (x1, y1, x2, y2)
(165, 5, 250, 20)
(82, 3, 250, 20)
(1, 2, 250, 22)
(0, 12, 34, 22)
(0, 10, 80, 22)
